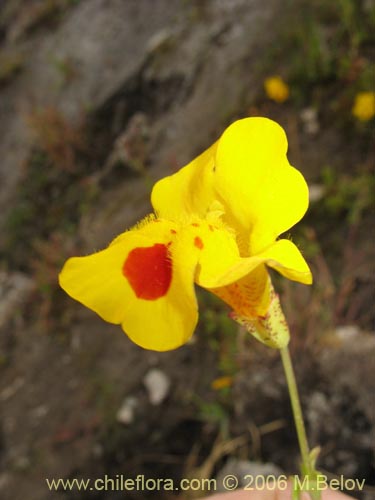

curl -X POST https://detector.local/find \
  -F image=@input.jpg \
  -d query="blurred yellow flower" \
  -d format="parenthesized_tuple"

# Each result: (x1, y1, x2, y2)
(264, 76, 289, 103)
(211, 376, 233, 390)
(59, 118, 311, 352)
(352, 91, 375, 121)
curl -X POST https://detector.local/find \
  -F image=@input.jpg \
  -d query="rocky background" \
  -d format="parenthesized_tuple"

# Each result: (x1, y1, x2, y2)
(0, 1, 374, 499)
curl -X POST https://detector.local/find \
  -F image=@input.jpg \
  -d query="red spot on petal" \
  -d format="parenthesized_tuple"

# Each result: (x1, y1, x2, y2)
(191, 223, 200, 227)
(194, 236, 204, 249)
(123, 244, 172, 300)
(170, 229, 177, 234)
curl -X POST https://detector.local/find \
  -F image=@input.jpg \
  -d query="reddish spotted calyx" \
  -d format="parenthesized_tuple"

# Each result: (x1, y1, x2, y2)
(123, 244, 172, 300)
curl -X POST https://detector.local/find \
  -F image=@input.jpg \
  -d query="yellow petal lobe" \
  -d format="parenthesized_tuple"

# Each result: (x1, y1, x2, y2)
(214, 117, 309, 254)
(197, 239, 311, 289)
(151, 142, 217, 220)
(59, 219, 200, 351)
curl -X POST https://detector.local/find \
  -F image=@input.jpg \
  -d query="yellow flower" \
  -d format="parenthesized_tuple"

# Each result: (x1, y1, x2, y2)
(59, 118, 312, 352)
(264, 76, 289, 103)
(352, 91, 375, 122)
(211, 376, 233, 390)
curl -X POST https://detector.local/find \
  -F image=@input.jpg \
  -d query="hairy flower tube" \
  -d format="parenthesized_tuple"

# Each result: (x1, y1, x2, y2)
(59, 118, 312, 351)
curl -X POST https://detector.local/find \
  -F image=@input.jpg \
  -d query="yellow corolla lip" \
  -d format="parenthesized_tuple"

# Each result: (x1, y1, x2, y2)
(214, 118, 309, 254)
(151, 141, 218, 221)
(153, 117, 309, 255)
(196, 239, 312, 289)
(59, 219, 200, 351)
(59, 117, 312, 351)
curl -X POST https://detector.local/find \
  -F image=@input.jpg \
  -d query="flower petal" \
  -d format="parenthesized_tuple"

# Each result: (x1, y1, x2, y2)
(262, 239, 312, 284)
(197, 239, 312, 288)
(191, 219, 241, 285)
(214, 117, 309, 254)
(59, 219, 199, 351)
(210, 266, 271, 318)
(205, 239, 311, 322)
(151, 142, 217, 220)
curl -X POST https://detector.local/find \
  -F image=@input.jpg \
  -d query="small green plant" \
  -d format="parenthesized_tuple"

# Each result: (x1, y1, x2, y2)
(197, 400, 230, 426)
(321, 166, 374, 224)
(271, 0, 375, 106)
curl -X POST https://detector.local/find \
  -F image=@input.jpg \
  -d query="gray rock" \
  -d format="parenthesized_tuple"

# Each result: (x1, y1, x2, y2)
(0, 0, 285, 249)
(308, 184, 325, 203)
(306, 331, 375, 477)
(0, 271, 34, 330)
(300, 107, 320, 135)
(143, 368, 171, 406)
(334, 325, 361, 341)
(116, 396, 138, 425)
(0, 0, 185, 242)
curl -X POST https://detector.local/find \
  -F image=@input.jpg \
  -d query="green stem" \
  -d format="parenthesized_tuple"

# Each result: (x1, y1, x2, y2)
(280, 345, 311, 474)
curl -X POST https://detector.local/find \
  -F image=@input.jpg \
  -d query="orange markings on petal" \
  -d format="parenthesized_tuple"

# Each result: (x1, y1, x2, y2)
(194, 236, 204, 249)
(123, 244, 172, 300)
(191, 223, 200, 227)
(170, 229, 177, 234)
